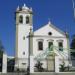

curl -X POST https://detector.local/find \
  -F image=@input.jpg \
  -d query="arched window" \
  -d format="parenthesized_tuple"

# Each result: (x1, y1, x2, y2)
(26, 16, 29, 24)
(19, 15, 23, 23)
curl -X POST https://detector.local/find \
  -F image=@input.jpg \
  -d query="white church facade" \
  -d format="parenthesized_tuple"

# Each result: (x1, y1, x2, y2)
(15, 4, 71, 73)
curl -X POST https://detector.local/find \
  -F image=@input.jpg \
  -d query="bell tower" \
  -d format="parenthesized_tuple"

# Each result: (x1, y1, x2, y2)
(15, 4, 33, 70)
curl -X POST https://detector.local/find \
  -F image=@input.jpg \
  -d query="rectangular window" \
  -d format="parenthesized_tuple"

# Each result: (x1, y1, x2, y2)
(48, 42, 53, 50)
(58, 42, 63, 51)
(38, 41, 43, 50)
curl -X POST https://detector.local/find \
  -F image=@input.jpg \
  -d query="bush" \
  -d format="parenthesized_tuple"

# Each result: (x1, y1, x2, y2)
(35, 61, 44, 72)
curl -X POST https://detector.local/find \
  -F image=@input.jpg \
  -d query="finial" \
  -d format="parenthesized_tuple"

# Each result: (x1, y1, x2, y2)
(24, 3, 26, 7)
(48, 18, 51, 25)
(16, 6, 19, 11)
(30, 7, 33, 11)
(22, 3, 29, 10)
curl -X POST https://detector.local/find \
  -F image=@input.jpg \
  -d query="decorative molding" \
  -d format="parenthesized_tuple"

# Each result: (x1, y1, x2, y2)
(56, 40, 63, 42)
(36, 39, 44, 42)
(16, 10, 33, 14)
(47, 39, 54, 42)
(33, 35, 66, 38)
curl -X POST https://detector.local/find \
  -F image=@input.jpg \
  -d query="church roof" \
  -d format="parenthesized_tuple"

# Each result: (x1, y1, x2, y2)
(34, 21, 66, 37)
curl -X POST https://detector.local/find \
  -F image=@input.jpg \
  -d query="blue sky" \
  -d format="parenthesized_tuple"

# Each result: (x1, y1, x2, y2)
(0, 0, 75, 56)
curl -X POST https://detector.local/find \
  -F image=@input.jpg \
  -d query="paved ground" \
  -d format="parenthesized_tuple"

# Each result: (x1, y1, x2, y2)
(0, 72, 25, 75)
(1, 72, 75, 75)
(31, 72, 75, 75)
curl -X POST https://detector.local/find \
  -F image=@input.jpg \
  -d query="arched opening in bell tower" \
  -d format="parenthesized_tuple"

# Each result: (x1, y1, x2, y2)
(26, 16, 29, 24)
(19, 15, 23, 23)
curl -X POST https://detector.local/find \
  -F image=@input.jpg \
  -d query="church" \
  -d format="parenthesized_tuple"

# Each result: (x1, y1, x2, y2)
(15, 4, 71, 73)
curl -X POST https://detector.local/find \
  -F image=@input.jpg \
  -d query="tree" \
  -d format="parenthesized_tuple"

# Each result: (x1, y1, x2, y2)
(71, 35, 75, 56)
(0, 40, 4, 57)
(0, 40, 4, 72)
(7, 58, 15, 72)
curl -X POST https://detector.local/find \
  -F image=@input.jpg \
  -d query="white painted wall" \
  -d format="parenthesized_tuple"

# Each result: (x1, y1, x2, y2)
(33, 23, 69, 71)
(15, 5, 33, 70)
(2, 53, 7, 73)
(15, 4, 69, 72)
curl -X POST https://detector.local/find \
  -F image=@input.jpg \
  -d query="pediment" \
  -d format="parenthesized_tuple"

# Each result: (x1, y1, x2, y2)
(34, 23, 66, 37)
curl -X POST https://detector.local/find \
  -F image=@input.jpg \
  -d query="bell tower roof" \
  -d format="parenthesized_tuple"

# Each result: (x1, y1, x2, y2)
(16, 6, 20, 11)
(16, 4, 33, 14)
(22, 4, 29, 10)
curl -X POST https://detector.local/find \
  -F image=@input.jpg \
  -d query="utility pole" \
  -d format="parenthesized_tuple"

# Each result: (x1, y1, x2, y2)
(27, 28, 33, 75)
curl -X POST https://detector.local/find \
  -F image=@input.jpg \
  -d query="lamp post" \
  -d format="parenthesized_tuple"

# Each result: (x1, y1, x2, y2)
(27, 32, 30, 75)
(27, 28, 33, 75)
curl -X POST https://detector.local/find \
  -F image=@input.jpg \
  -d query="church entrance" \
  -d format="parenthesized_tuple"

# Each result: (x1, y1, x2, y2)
(47, 55, 55, 72)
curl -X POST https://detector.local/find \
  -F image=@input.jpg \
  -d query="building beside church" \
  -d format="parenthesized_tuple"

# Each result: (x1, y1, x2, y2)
(15, 4, 71, 73)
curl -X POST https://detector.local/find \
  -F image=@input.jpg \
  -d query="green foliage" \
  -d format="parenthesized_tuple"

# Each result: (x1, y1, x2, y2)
(71, 35, 75, 57)
(0, 50, 3, 58)
(7, 58, 15, 72)
(0, 41, 4, 58)
(71, 35, 75, 49)
(35, 61, 44, 72)
(60, 61, 69, 72)
(60, 64, 65, 71)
